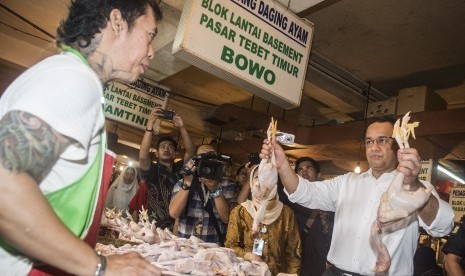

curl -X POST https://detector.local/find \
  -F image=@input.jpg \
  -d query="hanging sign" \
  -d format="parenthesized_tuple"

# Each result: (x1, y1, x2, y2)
(173, 0, 314, 109)
(418, 159, 433, 182)
(449, 187, 465, 222)
(103, 78, 170, 130)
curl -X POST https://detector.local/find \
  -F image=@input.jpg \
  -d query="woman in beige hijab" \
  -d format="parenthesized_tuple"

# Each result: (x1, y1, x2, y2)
(225, 165, 301, 275)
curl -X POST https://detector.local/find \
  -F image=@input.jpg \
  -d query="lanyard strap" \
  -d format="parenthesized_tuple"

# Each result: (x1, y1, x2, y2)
(60, 44, 89, 67)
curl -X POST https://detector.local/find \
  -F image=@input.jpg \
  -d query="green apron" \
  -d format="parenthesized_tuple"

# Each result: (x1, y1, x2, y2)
(0, 135, 105, 253)
(0, 46, 105, 254)
(45, 137, 104, 239)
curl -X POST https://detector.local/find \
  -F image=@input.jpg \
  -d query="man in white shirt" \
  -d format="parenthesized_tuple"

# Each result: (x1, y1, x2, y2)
(260, 117, 454, 275)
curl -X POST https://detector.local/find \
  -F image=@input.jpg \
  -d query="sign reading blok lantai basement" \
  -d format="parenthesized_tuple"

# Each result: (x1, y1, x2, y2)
(173, 0, 314, 109)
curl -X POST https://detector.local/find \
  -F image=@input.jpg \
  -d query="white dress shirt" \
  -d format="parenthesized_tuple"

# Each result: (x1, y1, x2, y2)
(286, 169, 454, 275)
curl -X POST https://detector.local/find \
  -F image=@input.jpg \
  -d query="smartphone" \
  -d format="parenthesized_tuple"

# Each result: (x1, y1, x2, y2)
(248, 152, 260, 165)
(276, 132, 295, 145)
(157, 109, 175, 120)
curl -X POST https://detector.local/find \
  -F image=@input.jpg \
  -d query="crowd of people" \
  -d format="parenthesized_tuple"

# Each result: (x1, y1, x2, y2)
(0, 0, 461, 275)
(99, 113, 458, 276)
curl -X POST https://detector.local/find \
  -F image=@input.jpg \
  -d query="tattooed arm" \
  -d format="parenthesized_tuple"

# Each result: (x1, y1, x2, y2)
(0, 111, 102, 274)
(0, 111, 160, 275)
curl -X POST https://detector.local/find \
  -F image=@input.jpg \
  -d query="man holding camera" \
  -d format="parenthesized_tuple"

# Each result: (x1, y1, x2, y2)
(169, 144, 237, 245)
(129, 107, 195, 230)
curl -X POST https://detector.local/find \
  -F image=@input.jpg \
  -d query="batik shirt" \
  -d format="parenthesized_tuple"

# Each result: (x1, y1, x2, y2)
(225, 204, 301, 275)
(131, 161, 182, 230)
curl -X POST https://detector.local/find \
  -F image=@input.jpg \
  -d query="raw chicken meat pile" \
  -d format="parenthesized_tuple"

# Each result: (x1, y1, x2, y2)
(100, 208, 271, 275)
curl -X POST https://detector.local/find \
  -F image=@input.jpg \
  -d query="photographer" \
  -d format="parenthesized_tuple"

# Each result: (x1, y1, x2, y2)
(129, 107, 195, 230)
(169, 145, 237, 245)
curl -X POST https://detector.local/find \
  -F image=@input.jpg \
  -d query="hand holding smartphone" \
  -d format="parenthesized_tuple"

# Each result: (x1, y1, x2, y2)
(157, 109, 175, 120)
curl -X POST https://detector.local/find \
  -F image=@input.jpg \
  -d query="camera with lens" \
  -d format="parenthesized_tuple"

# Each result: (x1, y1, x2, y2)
(181, 152, 224, 181)
(157, 109, 175, 120)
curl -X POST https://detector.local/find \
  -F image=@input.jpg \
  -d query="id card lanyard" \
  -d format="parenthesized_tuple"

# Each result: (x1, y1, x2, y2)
(253, 224, 267, 256)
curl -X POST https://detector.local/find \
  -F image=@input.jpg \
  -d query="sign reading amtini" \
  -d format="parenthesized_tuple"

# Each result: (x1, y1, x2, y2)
(103, 79, 170, 130)
(173, 0, 314, 109)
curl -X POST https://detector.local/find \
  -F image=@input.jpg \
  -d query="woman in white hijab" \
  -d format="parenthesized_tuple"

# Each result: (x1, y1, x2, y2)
(105, 166, 139, 215)
(225, 165, 301, 275)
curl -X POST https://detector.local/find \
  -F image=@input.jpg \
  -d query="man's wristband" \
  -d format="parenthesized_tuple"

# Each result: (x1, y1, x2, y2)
(145, 127, 159, 135)
(209, 187, 223, 198)
(95, 251, 106, 276)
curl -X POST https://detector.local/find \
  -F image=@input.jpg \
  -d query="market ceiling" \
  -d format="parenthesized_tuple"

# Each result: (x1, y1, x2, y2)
(0, 0, 464, 175)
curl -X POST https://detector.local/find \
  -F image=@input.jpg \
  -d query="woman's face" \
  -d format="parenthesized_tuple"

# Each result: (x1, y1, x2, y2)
(123, 168, 136, 184)
(251, 169, 260, 194)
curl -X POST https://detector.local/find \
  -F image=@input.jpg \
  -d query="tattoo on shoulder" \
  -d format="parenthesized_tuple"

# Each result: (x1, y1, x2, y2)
(0, 111, 72, 183)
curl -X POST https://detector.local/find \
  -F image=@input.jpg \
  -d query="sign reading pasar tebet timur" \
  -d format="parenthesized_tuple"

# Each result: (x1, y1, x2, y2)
(103, 78, 170, 130)
(173, 0, 314, 109)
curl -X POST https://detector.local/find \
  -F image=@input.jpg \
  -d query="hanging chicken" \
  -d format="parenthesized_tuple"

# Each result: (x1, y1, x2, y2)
(371, 112, 432, 273)
(250, 118, 279, 234)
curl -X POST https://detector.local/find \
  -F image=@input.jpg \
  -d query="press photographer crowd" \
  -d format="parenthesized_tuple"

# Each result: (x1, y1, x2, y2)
(0, 0, 464, 276)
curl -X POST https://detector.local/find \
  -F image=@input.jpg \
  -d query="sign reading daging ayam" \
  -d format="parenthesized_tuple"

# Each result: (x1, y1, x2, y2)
(103, 78, 170, 130)
(173, 0, 314, 109)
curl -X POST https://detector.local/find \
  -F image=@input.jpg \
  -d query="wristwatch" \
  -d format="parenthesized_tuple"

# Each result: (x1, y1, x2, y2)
(209, 187, 223, 198)
(181, 182, 191, 191)
(145, 127, 158, 135)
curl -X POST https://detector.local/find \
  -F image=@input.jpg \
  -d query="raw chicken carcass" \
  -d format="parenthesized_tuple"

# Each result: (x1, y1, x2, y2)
(138, 225, 159, 244)
(252, 118, 279, 234)
(257, 118, 278, 190)
(96, 228, 273, 275)
(371, 112, 432, 273)
(126, 210, 142, 233)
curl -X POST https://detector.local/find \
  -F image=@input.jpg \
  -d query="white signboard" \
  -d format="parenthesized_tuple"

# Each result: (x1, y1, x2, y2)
(103, 78, 170, 130)
(449, 187, 465, 222)
(418, 159, 433, 182)
(173, 0, 314, 109)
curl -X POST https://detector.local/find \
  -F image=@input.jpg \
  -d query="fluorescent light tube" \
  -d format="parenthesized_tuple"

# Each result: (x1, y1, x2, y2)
(438, 165, 465, 184)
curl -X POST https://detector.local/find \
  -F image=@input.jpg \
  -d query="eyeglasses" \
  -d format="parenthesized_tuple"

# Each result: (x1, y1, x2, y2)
(363, 136, 392, 147)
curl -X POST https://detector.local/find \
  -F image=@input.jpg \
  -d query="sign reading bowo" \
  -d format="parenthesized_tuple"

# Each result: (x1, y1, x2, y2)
(173, 0, 314, 109)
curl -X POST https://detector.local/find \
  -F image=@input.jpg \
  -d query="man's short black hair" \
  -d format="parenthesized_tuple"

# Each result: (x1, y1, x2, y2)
(294, 157, 320, 174)
(363, 116, 397, 139)
(157, 136, 177, 149)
